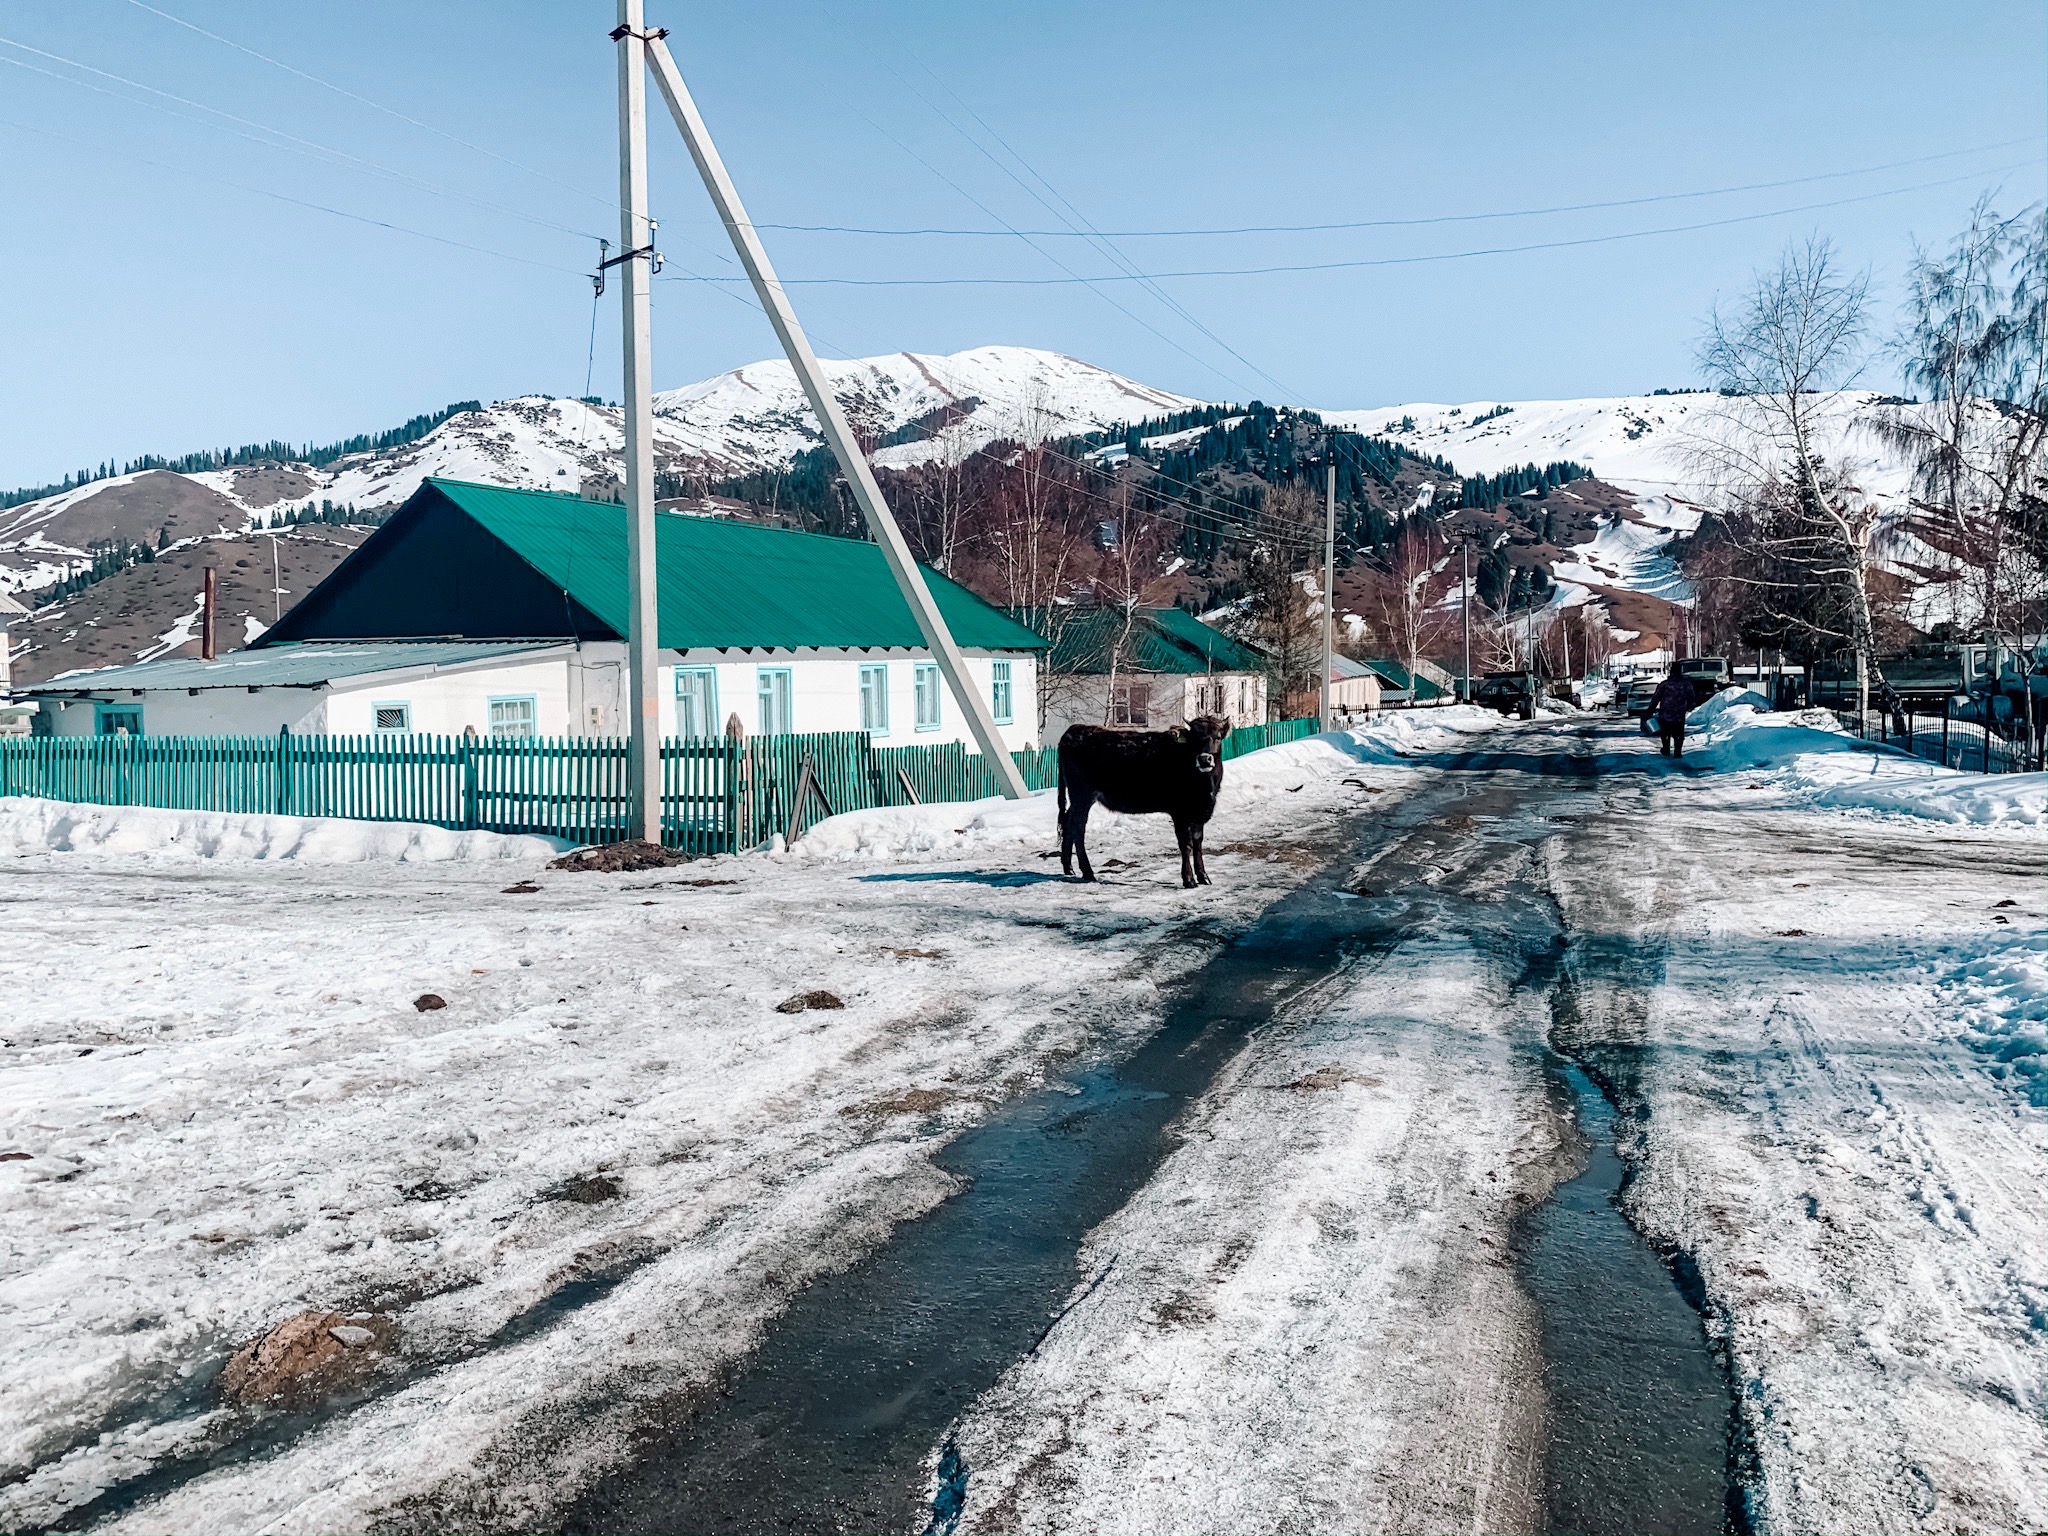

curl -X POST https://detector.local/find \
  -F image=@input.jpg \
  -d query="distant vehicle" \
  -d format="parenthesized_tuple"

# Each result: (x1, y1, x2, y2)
(1575, 678, 1617, 710)
(1677, 657, 1731, 695)
(1473, 672, 1539, 718)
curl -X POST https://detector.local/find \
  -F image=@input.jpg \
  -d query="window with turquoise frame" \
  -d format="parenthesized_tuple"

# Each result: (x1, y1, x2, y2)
(859, 664, 889, 735)
(990, 660, 1013, 724)
(674, 668, 718, 739)
(757, 667, 793, 735)
(914, 663, 941, 730)
(487, 695, 537, 738)
(95, 703, 142, 736)
(372, 701, 411, 732)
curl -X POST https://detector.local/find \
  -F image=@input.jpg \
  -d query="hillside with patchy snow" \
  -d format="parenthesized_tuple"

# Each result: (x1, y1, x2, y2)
(2, 354, 1965, 680)
(0, 347, 1192, 597)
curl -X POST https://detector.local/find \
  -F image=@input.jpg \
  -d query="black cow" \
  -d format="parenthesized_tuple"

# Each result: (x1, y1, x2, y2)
(1057, 716, 1230, 888)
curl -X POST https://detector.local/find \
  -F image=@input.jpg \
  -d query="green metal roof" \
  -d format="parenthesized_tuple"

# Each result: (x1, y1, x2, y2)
(1030, 605, 1268, 676)
(428, 479, 1046, 652)
(25, 640, 564, 694)
(1358, 658, 1452, 701)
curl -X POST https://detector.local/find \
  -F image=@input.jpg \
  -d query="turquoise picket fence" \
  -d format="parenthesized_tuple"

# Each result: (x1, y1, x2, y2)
(0, 718, 1321, 854)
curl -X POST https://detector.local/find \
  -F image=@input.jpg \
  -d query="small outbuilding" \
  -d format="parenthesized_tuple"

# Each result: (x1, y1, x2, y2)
(1034, 604, 1269, 742)
(22, 479, 1047, 746)
(1325, 653, 1384, 720)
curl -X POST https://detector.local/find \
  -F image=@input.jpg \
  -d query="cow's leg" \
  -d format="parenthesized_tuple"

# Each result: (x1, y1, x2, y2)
(1192, 822, 1211, 885)
(1071, 801, 1097, 882)
(1059, 803, 1075, 877)
(1174, 816, 1196, 888)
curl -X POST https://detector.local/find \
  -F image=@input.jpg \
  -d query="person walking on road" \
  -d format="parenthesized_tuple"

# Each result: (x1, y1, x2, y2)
(1649, 665, 1694, 758)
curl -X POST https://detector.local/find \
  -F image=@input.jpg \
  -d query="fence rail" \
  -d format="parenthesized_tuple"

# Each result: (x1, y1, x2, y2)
(1831, 704, 2039, 775)
(0, 717, 1323, 856)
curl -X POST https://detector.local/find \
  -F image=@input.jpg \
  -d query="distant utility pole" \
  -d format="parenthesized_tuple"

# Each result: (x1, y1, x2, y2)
(642, 27, 1026, 798)
(1460, 537, 1472, 702)
(1321, 458, 1335, 731)
(270, 534, 283, 624)
(614, 0, 661, 842)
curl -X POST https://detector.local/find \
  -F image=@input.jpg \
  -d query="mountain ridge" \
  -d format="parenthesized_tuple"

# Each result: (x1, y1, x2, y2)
(0, 346, 1953, 688)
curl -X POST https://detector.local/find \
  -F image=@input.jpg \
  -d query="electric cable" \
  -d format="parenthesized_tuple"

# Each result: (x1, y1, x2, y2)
(0, 109, 587, 273)
(0, 33, 600, 241)
(874, 33, 1307, 405)
(657, 160, 2044, 287)
(754, 136, 2042, 238)
(119, 0, 631, 219)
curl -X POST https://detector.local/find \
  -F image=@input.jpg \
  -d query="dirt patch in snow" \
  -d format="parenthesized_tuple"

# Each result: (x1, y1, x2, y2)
(219, 1309, 394, 1408)
(548, 840, 693, 873)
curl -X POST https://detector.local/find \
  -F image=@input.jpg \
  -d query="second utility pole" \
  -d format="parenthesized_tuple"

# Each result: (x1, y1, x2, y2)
(1461, 537, 1472, 703)
(1321, 459, 1335, 731)
(615, 0, 660, 843)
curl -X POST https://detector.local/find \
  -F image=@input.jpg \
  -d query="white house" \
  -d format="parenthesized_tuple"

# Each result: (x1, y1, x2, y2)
(22, 479, 1045, 749)
(1034, 605, 1269, 744)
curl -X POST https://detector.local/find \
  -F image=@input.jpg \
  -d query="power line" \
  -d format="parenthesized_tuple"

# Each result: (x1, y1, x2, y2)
(118, 0, 628, 219)
(785, 5, 1275, 405)
(0, 111, 586, 275)
(0, 32, 599, 242)
(660, 160, 2044, 287)
(881, 37, 1307, 406)
(755, 136, 2042, 238)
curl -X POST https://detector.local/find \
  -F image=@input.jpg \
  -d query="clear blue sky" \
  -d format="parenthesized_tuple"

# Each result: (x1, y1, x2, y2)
(1, 0, 2041, 487)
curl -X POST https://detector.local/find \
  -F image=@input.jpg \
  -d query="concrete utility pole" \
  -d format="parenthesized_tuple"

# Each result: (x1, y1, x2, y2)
(642, 31, 1028, 799)
(616, 0, 662, 841)
(1460, 537, 1472, 703)
(1320, 459, 1335, 731)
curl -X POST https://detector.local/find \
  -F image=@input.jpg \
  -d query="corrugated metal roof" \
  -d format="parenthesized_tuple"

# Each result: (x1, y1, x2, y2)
(429, 479, 1047, 653)
(1358, 658, 1453, 701)
(23, 640, 563, 694)
(1031, 606, 1268, 676)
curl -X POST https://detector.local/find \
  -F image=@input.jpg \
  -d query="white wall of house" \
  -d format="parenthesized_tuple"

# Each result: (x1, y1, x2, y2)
(1041, 670, 1266, 745)
(656, 647, 1039, 751)
(38, 643, 1042, 750)
(42, 688, 324, 737)
(323, 653, 576, 737)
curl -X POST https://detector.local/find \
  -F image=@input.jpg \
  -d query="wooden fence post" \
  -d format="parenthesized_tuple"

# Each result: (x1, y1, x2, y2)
(461, 733, 479, 830)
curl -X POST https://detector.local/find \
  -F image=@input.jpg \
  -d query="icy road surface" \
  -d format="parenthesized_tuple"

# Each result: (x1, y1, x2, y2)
(0, 711, 1493, 1532)
(940, 718, 2046, 1536)
(2, 706, 2043, 1534)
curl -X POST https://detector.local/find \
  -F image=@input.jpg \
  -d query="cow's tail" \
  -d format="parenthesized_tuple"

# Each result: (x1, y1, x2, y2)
(1056, 747, 1069, 826)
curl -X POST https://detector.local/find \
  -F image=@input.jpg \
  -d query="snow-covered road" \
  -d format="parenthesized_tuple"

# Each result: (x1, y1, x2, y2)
(939, 716, 2046, 1536)
(4, 705, 2043, 1535)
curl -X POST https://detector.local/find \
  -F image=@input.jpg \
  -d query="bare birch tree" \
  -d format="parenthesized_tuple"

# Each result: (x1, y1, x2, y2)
(1880, 199, 2047, 757)
(1358, 519, 1451, 683)
(1692, 235, 1890, 724)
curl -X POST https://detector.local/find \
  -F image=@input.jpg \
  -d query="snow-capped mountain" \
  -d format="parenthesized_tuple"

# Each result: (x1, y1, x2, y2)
(0, 346, 1194, 595)
(1, 352, 1966, 684)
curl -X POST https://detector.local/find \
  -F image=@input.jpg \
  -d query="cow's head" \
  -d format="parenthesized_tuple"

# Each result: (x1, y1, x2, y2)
(1188, 715, 1229, 776)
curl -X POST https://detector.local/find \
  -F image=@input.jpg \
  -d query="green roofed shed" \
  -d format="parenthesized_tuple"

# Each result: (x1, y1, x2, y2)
(262, 478, 1046, 654)
(1026, 605, 1267, 676)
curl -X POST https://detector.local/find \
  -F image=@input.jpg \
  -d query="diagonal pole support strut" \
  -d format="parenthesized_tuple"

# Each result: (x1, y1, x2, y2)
(642, 32, 1028, 799)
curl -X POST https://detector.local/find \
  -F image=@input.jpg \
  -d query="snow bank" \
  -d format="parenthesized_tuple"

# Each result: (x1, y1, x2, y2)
(0, 797, 565, 862)
(1684, 695, 2048, 827)
(786, 709, 1505, 864)
(1943, 934, 2048, 1105)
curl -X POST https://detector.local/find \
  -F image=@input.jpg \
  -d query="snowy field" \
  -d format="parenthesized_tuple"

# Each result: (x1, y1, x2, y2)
(5, 700, 2043, 1534)
(0, 711, 1498, 1532)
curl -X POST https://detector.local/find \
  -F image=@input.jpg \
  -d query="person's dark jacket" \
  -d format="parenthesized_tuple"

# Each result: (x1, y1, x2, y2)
(1650, 676, 1694, 724)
